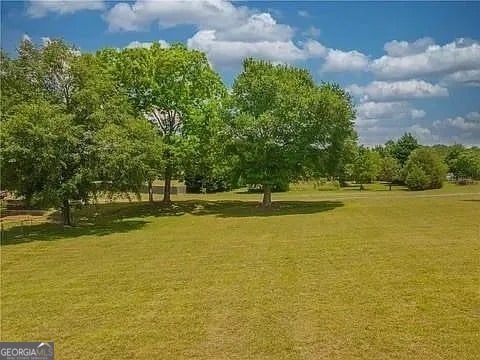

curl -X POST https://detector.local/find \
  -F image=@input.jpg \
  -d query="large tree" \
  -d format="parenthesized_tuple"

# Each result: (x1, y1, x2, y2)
(228, 59, 356, 207)
(1, 38, 163, 224)
(102, 44, 226, 203)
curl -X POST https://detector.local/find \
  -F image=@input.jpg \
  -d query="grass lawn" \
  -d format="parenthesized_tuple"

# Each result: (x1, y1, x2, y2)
(1, 184, 479, 359)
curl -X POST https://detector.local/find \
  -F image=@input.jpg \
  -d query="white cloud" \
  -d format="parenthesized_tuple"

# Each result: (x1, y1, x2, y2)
(298, 10, 310, 17)
(434, 112, 480, 131)
(408, 124, 437, 141)
(27, 0, 105, 18)
(321, 49, 370, 72)
(440, 69, 480, 87)
(383, 37, 435, 57)
(104, 0, 250, 32)
(302, 39, 328, 58)
(355, 101, 425, 127)
(187, 30, 307, 67)
(214, 13, 293, 42)
(372, 38, 480, 79)
(347, 80, 448, 101)
(125, 40, 170, 49)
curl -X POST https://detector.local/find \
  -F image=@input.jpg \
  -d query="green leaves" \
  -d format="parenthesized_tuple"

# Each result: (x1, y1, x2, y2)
(229, 59, 356, 192)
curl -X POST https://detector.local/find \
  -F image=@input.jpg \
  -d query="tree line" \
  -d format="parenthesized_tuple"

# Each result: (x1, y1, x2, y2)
(1, 39, 479, 224)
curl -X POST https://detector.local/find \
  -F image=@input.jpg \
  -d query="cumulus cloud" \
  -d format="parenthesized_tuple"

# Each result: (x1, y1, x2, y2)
(383, 37, 435, 57)
(187, 30, 307, 67)
(213, 13, 293, 42)
(125, 40, 170, 49)
(372, 38, 480, 79)
(321, 49, 370, 72)
(347, 80, 448, 102)
(27, 0, 105, 18)
(355, 101, 425, 127)
(440, 69, 480, 87)
(104, 0, 250, 32)
(434, 111, 480, 131)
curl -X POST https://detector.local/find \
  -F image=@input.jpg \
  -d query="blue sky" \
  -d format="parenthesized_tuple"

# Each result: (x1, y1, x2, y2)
(2, 1, 480, 145)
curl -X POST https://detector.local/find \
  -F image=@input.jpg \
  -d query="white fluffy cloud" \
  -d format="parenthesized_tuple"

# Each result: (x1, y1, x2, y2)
(355, 101, 425, 127)
(383, 37, 435, 57)
(125, 40, 170, 49)
(434, 112, 480, 131)
(372, 38, 480, 79)
(214, 13, 293, 42)
(321, 49, 370, 72)
(27, 0, 105, 18)
(187, 30, 307, 67)
(440, 69, 480, 87)
(104, 0, 250, 32)
(347, 80, 448, 102)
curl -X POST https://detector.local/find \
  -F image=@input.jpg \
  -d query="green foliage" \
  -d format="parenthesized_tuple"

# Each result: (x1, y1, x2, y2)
(1, 38, 164, 223)
(228, 59, 355, 205)
(352, 146, 381, 188)
(389, 133, 420, 166)
(404, 148, 448, 190)
(379, 156, 400, 189)
(102, 44, 227, 202)
(405, 164, 430, 190)
(446, 145, 480, 179)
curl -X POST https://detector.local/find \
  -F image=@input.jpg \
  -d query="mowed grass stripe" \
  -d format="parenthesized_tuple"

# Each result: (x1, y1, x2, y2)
(1, 188, 479, 359)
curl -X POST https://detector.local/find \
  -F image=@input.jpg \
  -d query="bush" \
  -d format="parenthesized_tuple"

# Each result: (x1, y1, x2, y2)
(405, 165, 429, 190)
(404, 148, 447, 190)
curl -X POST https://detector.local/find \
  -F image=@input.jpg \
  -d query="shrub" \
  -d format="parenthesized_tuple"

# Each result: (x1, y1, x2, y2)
(404, 148, 448, 190)
(405, 164, 429, 190)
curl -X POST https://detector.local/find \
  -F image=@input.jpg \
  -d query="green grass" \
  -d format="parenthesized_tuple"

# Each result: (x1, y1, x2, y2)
(1, 184, 479, 359)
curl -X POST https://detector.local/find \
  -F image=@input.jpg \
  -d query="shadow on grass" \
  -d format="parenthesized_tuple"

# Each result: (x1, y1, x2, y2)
(1, 200, 343, 246)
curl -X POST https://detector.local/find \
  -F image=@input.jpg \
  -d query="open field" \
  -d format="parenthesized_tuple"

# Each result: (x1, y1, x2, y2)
(1, 184, 479, 359)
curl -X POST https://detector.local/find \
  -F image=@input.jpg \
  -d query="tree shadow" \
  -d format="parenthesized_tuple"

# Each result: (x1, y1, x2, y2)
(1, 219, 149, 246)
(461, 199, 480, 202)
(1, 200, 343, 246)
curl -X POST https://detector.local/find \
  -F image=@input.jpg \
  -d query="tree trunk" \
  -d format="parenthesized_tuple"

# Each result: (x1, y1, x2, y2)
(359, 183, 365, 191)
(262, 184, 272, 208)
(62, 199, 72, 226)
(148, 180, 154, 202)
(389, 182, 392, 191)
(163, 165, 172, 203)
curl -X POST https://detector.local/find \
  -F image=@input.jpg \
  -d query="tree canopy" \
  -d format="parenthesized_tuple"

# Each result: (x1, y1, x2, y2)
(228, 59, 356, 206)
(100, 43, 227, 202)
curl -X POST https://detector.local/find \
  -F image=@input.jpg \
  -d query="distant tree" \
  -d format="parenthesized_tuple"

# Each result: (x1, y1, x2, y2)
(444, 144, 480, 179)
(452, 152, 480, 179)
(379, 156, 400, 190)
(228, 59, 355, 207)
(102, 44, 226, 203)
(404, 148, 447, 190)
(352, 146, 381, 190)
(391, 133, 420, 166)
